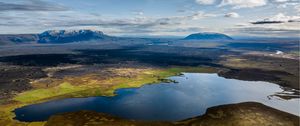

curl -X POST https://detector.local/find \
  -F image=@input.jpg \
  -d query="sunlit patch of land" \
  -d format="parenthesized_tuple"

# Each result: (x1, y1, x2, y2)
(220, 55, 299, 89)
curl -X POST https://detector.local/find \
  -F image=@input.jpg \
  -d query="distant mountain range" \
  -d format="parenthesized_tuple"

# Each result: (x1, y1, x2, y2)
(184, 32, 233, 40)
(0, 30, 233, 45)
(0, 34, 37, 45)
(38, 30, 111, 43)
(0, 30, 113, 45)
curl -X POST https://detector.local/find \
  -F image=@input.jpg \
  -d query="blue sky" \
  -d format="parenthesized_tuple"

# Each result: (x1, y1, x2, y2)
(0, 0, 299, 37)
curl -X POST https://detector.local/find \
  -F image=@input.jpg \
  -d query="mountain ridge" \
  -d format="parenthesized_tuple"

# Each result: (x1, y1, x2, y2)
(38, 30, 111, 43)
(0, 30, 234, 45)
(184, 32, 233, 40)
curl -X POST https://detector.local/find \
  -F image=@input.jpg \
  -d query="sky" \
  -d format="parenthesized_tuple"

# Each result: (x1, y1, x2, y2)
(0, 0, 299, 37)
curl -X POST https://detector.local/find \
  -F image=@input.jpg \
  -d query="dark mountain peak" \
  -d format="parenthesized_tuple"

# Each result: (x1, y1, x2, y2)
(38, 29, 110, 43)
(184, 32, 233, 40)
(40, 30, 104, 36)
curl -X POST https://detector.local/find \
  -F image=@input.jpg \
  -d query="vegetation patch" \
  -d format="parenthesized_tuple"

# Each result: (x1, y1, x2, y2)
(13, 82, 83, 103)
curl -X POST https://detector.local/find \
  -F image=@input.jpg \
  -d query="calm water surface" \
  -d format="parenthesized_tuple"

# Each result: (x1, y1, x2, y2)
(14, 73, 300, 122)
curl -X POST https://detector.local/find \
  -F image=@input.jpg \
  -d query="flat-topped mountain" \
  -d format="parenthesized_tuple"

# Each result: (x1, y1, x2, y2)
(184, 32, 233, 40)
(38, 30, 111, 43)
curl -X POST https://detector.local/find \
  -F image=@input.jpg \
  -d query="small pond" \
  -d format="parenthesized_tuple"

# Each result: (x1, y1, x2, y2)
(14, 73, 300, 122)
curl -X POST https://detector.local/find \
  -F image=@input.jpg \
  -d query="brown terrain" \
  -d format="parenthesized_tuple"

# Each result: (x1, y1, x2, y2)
(45, 102, 299, 126)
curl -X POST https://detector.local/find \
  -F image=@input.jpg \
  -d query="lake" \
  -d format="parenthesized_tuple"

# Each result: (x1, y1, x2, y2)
(14, 73, 300, 122)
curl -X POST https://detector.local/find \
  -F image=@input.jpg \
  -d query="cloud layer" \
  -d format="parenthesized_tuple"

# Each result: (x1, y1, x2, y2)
(251, 13, 300, 24)
(0, 0, 298, 37)
(195, 0, 215, 5)
(195, 0, 268, 8)
(0, 0, 67, 11)
(224, 12, 240, 18)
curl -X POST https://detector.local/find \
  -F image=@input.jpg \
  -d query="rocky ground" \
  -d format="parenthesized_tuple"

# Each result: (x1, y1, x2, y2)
(45, 102, 299, 126)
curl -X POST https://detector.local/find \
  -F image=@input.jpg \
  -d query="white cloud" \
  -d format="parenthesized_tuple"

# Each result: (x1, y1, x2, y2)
(195, 0, 269, 8)
(0, 10, 218, 36)
(264, 13, 300, 22)
(250, 13, 300, 24)
(227, 21, 300, 37)
(219, 0, 267, 9)
(1, 0, 298, 37)
(273, 0, 289, 2)
(272, 0, 299, 3)
(132, 10, 144, 16)
(226, 12, 300, 37)
(0, 0, 67, 11)
(295, 4, 300, 12)
(224, 12, 240, 18)
(195, 0, 216, 5)
(190, 11, 216, 20)
(277, 2, 299, 8)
